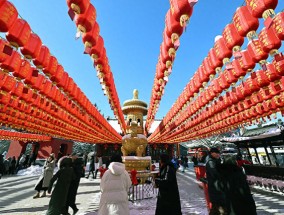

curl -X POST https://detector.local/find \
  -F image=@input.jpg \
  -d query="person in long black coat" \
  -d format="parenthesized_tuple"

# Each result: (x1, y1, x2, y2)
(218, 156, 257, 215)
(63, 154, 84, 215)
(206, 148, 227, 215)
(155, 154, 182, 215)
(46, 157, 75, 215)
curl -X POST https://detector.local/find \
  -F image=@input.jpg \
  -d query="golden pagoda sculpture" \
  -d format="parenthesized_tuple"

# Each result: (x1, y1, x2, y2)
(121, 89, 151, 171)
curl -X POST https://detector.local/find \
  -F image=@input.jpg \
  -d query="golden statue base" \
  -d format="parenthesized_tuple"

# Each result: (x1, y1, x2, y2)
(122, 156, 151, 171)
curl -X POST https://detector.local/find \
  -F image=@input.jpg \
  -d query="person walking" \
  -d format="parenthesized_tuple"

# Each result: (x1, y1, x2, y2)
(219, 156, 256, 215)
(63, 153, 84, 215)
(94, 156, 103, 179)
(98, 154, 131, 215)
(206, 147, 227, 215)
(46, 156, 75, 215)
(155, 154, 182, 215)
(85, 153, 95, 179)
(33, 153, 55, 199)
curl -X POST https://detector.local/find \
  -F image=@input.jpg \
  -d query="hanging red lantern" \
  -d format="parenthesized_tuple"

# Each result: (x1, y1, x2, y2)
(13, 59, 32, 80)
(75, 4, 96, 33)
(233, 6, 259, 39)
(245, 72, 260, 93)
(266, 63, 281, 82)
(169, 0, 194, 27)
(0, 50, 21, 72)
(218, 73, 230, 90)
(235, 84, 246, 101)
(258, 27, 281, 56)
(11, 80, 24, 98)
(212, 78, 222, 94)
(6, 18, 31, 48)
(231, 59, 247, 79)
(21, 87, 33, 104)
(272, 12, 284, 40)
(165, 10, 183, 46)
(0, 39, 9, 63)
(245, 0, 278, 19)
(40, 78, 52, 95)
(256, 69, 270, 87)
(0, 72, 16, 92)
(222, 23, 244, 52)
(67, 0, 90, 14)
(82, 21, 99, 48)
(229, 88, 239, 104)
(198, 65, 209, 85)
(20, 33, 42, 60)
(214, 35, 232, 65)
(272, 53, 284, 76)
(247, 39, 269, 64)
(0, 1, 18, 32)
(90, 36, 104, 61)
(33, 45, 51, 69)
(208, 48, 222, 73)
(57, 71, 69, 89)
(237, 50, 255, 71)
(224, 68, 238, 85)
(51, 64, 64, 84)
(202, 57, 215, 78)
(43, 56, 58, 77)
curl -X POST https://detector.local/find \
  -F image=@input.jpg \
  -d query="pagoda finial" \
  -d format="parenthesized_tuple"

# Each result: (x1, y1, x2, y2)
(133, 89, 138, 99)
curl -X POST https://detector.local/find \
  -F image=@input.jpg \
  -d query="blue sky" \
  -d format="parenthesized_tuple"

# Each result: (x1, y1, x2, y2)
(7, 0, 284, 124)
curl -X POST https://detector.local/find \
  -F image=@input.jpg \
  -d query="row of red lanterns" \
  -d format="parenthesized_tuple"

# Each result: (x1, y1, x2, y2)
(0, 129, 51, 142)
(149, 1, 283, 143)
(0, 1, 121, 142)
(0, 1, 119, 143)
(153, 60, 284, 143)
(145, 0, 197, 133)
(0, 38, 121, 143)
(66, 0, 126, 133)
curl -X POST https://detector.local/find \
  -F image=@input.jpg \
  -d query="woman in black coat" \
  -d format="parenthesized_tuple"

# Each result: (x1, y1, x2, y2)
(219, 156, 257, 215)
(46, 157, 75, 215)
(155, 154, 182, 215)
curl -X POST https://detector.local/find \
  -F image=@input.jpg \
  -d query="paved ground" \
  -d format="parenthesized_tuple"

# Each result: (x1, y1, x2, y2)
(0, 164, 283, 215)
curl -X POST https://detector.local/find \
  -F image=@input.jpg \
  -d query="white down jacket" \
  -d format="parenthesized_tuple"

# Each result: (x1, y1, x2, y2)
(98, 162, 132, 215)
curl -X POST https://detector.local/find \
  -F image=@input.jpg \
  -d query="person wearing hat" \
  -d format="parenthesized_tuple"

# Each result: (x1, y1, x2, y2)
(33, 153, 55, 199)
(205, 147, 227, 215)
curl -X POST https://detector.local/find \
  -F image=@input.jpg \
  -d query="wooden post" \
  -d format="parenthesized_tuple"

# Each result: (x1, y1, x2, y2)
(270, 146, 279, 167)
(264, 146, 272, 165)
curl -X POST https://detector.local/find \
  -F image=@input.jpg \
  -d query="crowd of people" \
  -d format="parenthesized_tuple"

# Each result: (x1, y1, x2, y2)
(0, 148, 257, 215)
(0, 152, 37, 178)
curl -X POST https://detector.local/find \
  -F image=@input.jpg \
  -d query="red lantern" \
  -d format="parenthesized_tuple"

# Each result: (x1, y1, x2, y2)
(0, 72, 16, 92)
(256, 69, 270, 88)
(202, 57, 215, 78)
(258, 27, 281, 56)
(208, 48, 223, 73)
(237, 50, 255, 71)
(57, 71, 69, 89)
(51, 64, 64, 84)
(11, 80, 24, 98)
(266, 63, 281, 82)
(165, 10, 183, 45)
(67, 0, 90, 14)
(0, 39, 9, 63)
(272, 12, 284, 40)
(0, 50, 21, 72)
(33, 45, 51, 69)
(40, 78, 52, 95)
(245, 0, 278, 19)
(82, 21, 99, 48)
(6, 18, 31, 48)
(222, 23, 244, 52)
(13, 59, 32, 80)
(231, 59, 247, 78)
(75, 4, 96, 33)
(43, 56, 58, 77)
(272, 53, 284, 75)
(90, 36, 104, 61)
(214, 36, 232, 64)
(20, 33, 42, 60)
(233, 6, 259, 39)
(247, 39, 269, 63)
(0, 1, 18, 32)
(169, 0, 193, 27)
